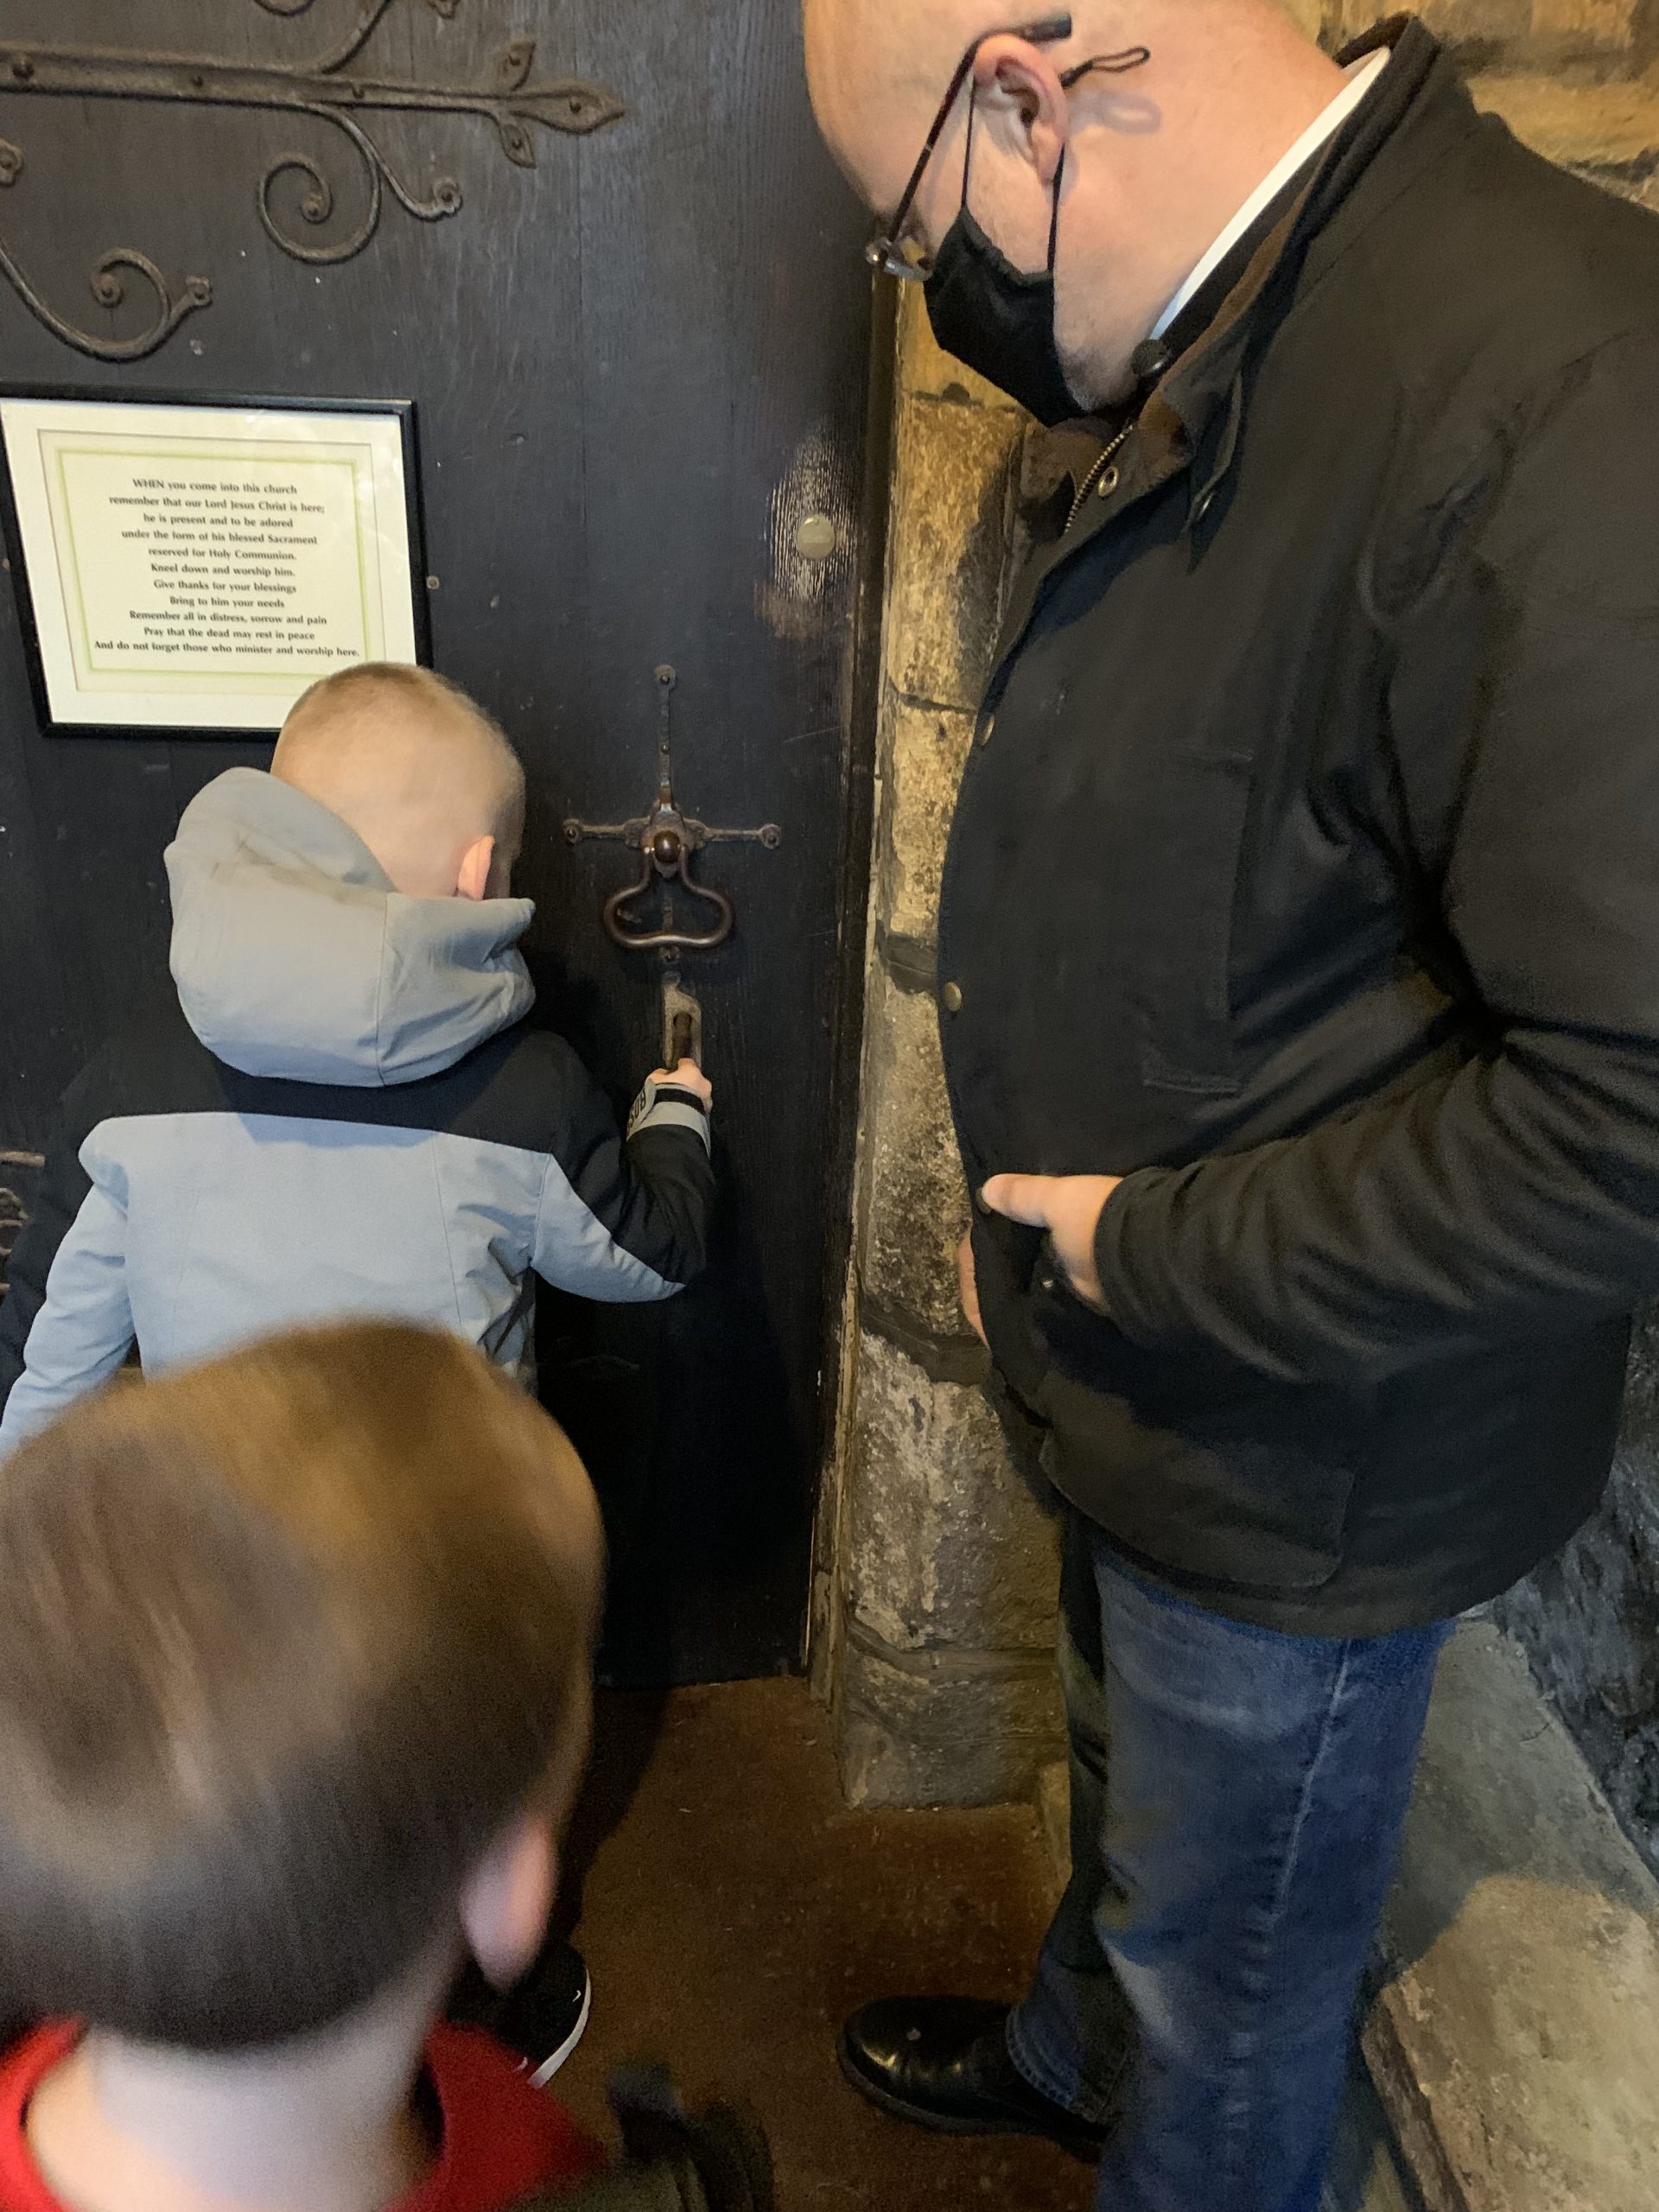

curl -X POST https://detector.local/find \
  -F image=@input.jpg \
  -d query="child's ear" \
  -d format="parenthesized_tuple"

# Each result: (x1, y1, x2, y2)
(455, 834, 497, 901)
(459, 1812, 557, 1989)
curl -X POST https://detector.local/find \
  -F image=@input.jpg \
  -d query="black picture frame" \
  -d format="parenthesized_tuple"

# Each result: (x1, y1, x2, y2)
(0, 385, 430, 741)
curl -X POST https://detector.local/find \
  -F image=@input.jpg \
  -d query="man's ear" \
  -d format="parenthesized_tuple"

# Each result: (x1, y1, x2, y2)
(973, 35, 1071, 187)
(459, 1812, 558, 1990)
(455, 833, 496, 901)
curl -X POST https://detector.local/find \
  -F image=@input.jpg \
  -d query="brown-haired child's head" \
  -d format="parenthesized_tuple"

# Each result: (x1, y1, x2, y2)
(0, 1322, 602, 2052)
(272, 664, 525, 901)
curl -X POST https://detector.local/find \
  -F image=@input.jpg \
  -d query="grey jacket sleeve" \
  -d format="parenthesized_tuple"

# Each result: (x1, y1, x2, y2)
(533, 1068, 715, 1304)
(0, 1057, 137, 1452)
(1093, 334, 1659, 1384)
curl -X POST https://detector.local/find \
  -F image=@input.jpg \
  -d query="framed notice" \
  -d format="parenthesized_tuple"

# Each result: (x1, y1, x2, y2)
(0, 390, 429, 736)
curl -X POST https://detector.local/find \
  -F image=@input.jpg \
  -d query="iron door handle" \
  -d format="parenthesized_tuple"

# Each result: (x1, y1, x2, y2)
(600, 822, 735, 955)
(563, 667, 781, 959)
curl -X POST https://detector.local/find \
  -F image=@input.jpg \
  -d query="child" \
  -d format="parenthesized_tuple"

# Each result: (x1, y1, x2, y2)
(0, 663, 713, 1445)
(0, 1321, 609, 2212)
(0, 661, 715, 2072)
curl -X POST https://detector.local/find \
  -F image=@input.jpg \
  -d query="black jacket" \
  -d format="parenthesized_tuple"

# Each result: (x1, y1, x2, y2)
(0, 1002, 713, 1452)
(942, 16, 1659, 1632)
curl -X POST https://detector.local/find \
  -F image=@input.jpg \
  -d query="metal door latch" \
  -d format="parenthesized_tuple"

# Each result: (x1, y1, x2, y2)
(563, 665, 781, 957)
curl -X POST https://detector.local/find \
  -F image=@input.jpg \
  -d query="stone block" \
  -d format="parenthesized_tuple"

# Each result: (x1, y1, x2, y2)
(1364, 1623, 1659, 2212)
(858, 960, 974, 1343)
(1527, 0, 1640, 52)
(1422, 0, 1535, 42)
(1325, 2, 1377, 44)
(896, 283, 1024, 412)
(880, 696, 974, 942)
(836, 1627, 1065, 1808)
(845, 1329, 1062, 1657)
(1327, 1, 1637, 62)
(1471, 72, 1659, 169)
(1035, 1758, 1071, 1891)
(1495, 1319, 1659, 1879)
(884, 391, 1022, 712)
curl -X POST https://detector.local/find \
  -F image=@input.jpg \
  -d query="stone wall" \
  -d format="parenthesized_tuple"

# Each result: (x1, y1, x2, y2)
(825, 302, 1068, 1808)
(1454, 10, 1659, 1882)
(824, 4, 1659, 1819)
(1497, 1316, 1659, 1878)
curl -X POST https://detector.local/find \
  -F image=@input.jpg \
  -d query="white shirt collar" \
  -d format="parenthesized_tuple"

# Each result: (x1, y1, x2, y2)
(1150, 48, 1389, 341)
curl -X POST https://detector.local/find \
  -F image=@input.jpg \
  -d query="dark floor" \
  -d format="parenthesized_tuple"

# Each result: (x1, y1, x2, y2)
(553, 1678, 1094, 2211)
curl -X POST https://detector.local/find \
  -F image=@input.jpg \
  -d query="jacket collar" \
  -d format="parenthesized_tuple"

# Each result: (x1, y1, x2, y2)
(1155, 16, 1443, 458)
(985, 16, 1473, 690)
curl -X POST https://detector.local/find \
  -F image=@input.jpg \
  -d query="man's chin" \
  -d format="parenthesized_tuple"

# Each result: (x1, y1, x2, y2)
(1061, 349, 1138, 414)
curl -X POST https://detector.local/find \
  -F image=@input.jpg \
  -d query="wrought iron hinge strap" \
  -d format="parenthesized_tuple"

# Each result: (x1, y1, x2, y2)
(0, 0, 625, 362)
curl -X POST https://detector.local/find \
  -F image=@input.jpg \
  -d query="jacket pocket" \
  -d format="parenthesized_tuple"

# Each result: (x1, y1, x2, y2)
(1132, 749, 1251, 1098)
(1028, 1276, 1362, 1591)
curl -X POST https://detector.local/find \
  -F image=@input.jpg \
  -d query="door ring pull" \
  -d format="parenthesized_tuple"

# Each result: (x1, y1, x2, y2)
(601, 821, 735, 954)
(563, 664, 783, 962)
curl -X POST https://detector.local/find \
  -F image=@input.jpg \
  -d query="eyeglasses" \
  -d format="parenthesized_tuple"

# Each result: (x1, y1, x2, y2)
(865, 13, 1152, 282)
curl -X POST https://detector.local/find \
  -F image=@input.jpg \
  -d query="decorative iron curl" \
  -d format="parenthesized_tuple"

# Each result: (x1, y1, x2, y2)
(310, 0, 410, 79)
(254, 0, 460, 33)
(260, 107, 460, 264)
(0, 141, 212, 360)
(0, 3, 624, 361)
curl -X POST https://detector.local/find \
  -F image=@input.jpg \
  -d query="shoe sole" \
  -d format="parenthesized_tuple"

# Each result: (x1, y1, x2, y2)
(527, 1973, 593, 2089)
(836, 2036, 1107, 2163)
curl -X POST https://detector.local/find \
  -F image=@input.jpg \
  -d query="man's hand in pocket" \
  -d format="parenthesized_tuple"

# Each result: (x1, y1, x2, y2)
(979, 1174, 1123, 1312)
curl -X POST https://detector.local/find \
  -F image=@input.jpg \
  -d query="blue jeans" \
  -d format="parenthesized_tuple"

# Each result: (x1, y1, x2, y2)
(1009, 1514, 1450, 2212)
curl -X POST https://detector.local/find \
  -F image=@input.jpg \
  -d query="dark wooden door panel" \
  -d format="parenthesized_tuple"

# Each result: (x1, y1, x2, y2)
(0, 0, 874, 1681)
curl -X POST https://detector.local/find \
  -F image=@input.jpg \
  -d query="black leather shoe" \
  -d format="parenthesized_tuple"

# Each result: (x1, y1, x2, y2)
(838, 1997, 1112, 2161)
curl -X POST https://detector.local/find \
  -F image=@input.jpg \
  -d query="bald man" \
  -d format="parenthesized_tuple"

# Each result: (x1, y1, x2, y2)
(807, 5, 1659, 2209)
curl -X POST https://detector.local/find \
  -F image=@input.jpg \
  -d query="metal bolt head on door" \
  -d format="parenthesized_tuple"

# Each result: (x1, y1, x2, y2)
(794, 512, 837, 562)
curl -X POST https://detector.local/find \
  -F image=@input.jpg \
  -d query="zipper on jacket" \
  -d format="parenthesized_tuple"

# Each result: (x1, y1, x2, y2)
(1066, 421, 1135, 534)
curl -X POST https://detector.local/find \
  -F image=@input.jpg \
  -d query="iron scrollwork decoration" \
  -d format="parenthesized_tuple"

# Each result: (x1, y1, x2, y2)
(0, 0, 625, 362)
(564, 667, 783, 961)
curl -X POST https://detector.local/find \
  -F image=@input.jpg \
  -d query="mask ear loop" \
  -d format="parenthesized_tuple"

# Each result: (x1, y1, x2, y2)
(963, 37, 1147, 270)
(1044, 47, 1147, 273)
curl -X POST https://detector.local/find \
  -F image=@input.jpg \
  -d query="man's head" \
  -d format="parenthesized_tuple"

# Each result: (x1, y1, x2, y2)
(272, 664, 526, 900)
(0, 1322, 603, 2051)
(804, 1, 1341, 404)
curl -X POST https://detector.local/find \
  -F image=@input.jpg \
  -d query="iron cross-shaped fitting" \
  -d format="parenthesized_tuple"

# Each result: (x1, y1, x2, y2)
(563, 665, 782, 957)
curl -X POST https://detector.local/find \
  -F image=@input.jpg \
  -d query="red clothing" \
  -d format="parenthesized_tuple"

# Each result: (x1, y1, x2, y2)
(0, 2020, 605, 2212)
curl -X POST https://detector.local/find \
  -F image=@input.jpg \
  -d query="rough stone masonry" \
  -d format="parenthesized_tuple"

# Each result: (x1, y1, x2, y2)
(824, 0, 1659, 1844)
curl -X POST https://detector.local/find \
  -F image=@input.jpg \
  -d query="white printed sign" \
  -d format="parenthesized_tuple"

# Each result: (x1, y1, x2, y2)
(0, 397, 423, 732)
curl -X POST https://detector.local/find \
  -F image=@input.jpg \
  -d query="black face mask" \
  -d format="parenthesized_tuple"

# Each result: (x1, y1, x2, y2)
(923, 132, 1076, 427)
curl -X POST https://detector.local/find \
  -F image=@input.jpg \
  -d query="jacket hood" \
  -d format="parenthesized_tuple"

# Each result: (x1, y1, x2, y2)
(165, 768, 536, 1087)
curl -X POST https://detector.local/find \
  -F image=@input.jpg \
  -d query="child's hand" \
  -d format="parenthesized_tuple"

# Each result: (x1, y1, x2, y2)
(652, 1058, 713, 1109)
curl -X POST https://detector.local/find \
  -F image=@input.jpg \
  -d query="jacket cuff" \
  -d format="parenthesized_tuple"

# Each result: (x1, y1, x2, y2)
(1091, 1166, 1182, 1345)
(627, 1078, 711, 1153)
